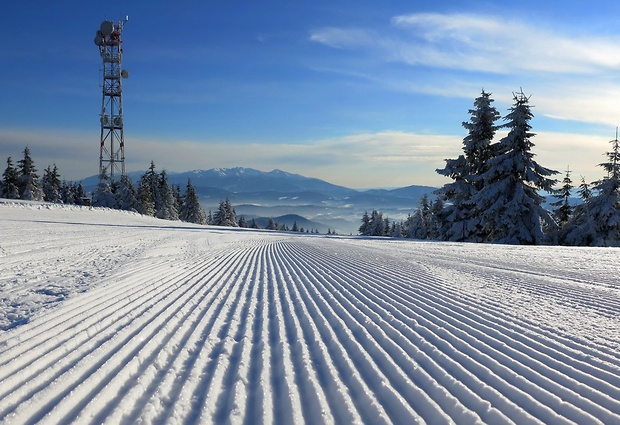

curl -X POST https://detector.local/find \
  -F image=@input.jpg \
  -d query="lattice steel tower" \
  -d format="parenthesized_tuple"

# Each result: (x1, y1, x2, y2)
(94, 18, 129, 182)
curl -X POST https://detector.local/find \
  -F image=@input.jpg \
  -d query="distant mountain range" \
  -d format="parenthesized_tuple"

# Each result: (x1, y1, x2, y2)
(82, 167, 437, 234)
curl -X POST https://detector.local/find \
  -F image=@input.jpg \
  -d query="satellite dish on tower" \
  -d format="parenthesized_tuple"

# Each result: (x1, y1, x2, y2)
(94, 35, 103, 46)
(100, 20, 114, 36)
(121, 69, 129, 78)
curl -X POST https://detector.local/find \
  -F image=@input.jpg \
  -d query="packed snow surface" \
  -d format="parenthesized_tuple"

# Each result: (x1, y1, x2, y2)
(0, 200, 619, 424)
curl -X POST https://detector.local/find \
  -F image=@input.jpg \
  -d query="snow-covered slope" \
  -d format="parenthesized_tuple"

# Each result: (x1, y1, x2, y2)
(0, 201, 619, 424)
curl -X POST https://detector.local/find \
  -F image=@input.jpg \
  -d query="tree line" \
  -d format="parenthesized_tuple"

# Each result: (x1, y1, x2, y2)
(91, 161, 208, 224)
(359, 89, 620, 246)
(1, 152, 210, 225)
(1, 147, 89, 205)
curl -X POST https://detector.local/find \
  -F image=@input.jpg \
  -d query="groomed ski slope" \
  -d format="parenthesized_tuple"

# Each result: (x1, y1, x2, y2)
(0, 201, 619, 424)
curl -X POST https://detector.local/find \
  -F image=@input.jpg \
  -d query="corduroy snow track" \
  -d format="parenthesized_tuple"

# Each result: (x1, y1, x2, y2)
(0, 201, 619, 424)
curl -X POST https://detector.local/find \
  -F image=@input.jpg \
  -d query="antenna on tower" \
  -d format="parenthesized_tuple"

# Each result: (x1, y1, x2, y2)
(94, 17, 129, 183)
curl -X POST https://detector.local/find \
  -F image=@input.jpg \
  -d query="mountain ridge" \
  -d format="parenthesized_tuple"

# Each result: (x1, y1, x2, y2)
(82, 167, 437, 234)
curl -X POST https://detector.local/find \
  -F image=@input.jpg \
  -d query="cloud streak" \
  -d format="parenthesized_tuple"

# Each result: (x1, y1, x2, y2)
(309, 12, 620, 132)
(391, 13, 620, 74)
(311, 13, 620, 74)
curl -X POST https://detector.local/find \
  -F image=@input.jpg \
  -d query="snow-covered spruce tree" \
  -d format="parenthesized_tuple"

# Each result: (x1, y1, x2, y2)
(359, 211, 371, 235)
(137, 173, 156, 216)
(435, 90, 501, 241)
(382, 217, 390, 236)
(470, 91, 558, 244)
(116, 175, 139, 211)
(551, 167, 574, 225)
(42, 164, 62, 203)
(155, 170, 179, 220)
(172, 184, 183, 215)
(238, 215, 247, 228)
(72, 182, 88, 205)
(405, 194, 432, 239)
(369, 210, 385, 236)
(390, 221, 404, 238)
(1, 157, 20, 199)
(212, 198, 238, 227)
(548, 167, 574, 244)
(92, 172, 117, 208)
(17, 147, 43, 201)
(565, 135, 620, 246)
(266, 217, 278, 230)
(359, 210, 386, 236)
(227, 200, 238, 227)
(427, 197, 447, 239)
(562, 176, 595, 245)
(60, 181, 76, 205)
(179, 178, 207, 224)
(142, 161, 160, 213)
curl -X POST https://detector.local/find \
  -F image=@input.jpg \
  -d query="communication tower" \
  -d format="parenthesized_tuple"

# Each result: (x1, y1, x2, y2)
(94, 17, 129, 182)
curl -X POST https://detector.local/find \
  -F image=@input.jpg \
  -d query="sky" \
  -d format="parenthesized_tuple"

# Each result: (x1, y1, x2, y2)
(1, 1, 620, 189)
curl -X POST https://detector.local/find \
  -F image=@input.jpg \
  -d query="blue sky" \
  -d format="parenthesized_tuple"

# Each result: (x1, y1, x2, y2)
(1, 0, 620, 188)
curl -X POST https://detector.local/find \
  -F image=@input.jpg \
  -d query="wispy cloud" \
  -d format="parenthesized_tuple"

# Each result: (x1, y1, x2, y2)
(309, 28, 379, 49)
(309, 12, 620, 131)
(391, 13, 620, 74)
(311, 13, 620, 74)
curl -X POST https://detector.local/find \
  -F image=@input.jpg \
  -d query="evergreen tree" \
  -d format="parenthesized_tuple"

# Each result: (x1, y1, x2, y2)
(365, 210, 385, 236)
(238, 215, 247, 228)
(73, 183, 88, 205)
(406, 194, 432, 239)
(143, 161, 160, 213)
(562, 177, 595, 246)
(155, 170, 179, 220)
(249, 218, 259, 229)
(266, 217, 278, 230)
(60, 181, 75, 204)
(577, 176, 592, 201)
(391, 221, 404, 238)
(1, 157, 20, 199)
(212, 198, 238, 226)
(551, 167, 574, 225)
(382, 217, 390, 236)
(231, 204, 238, 226)
(436, 90, 501, 241)
(42, 164, 62, 203)
(172, 184, 183, 214)
(180, 179, 207, 224)
(17, 147, 43, 201)
(429, 197, 446, 239)
(92, 172, 117, 208)
(358, 211, 371, 236)
(116, 175, 139, 211)
(292, 221, 299, 232)
(470, 91, 558, 244)
(565, 135, 620, 246)
(137, 174, 156, 216)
